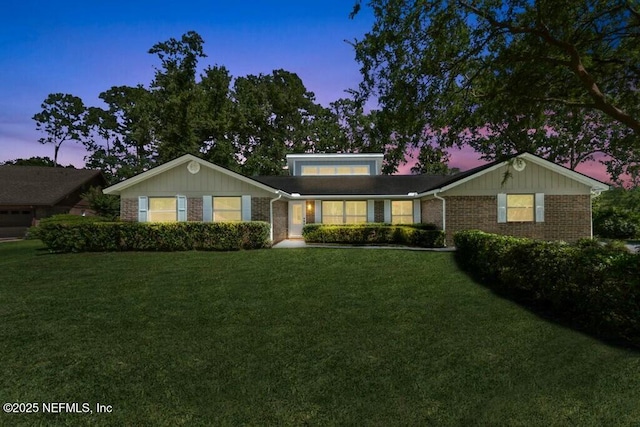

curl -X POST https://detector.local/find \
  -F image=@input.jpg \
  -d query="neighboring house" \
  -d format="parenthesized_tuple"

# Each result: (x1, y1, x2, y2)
(103, 152, 609, 244)
(0, 166, 105, 237)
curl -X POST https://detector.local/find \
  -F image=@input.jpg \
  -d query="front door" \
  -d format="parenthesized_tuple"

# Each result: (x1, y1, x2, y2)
(288, 201, 305, 238)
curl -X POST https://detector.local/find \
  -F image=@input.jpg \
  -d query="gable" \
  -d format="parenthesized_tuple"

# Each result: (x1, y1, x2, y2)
(444, 161, 594, 196)
(118, 161, 276, 198)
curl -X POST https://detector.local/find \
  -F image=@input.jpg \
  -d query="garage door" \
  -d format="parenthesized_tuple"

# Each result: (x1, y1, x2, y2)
(0, 209, 33, 227)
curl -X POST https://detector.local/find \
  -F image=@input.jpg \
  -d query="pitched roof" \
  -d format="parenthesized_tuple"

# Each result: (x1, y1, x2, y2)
(256, 152, 609, 196)
(0, 166, 104, 205)
(254, 175, 451, 196)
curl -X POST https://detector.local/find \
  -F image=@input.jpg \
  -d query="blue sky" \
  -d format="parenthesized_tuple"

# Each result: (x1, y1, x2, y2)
(0, 1, 380, 166)
(0, 1, 611, 181)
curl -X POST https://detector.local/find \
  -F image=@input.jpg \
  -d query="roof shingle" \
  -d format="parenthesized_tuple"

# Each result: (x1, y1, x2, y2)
(0, 166, 103, 205)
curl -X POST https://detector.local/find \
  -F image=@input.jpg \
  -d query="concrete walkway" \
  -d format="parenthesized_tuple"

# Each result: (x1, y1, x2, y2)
(272, 239, 455, 251)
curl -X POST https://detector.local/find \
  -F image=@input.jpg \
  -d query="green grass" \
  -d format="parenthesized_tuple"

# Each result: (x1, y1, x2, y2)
(1, 241, 639, 426)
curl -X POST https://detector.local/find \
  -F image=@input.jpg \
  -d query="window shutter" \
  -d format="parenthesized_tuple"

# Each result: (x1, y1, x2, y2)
(202, 196, 212, 222)
(138, 196, 148, 222)
(314, 200, 322, 223)
(413, 199, 421, 224)
(535, 193, 545, 223)
(241, 195, 252, 221)
(383, 200, 391, 223)
(367, 200, 375, 223)
(497, 193, 507, 223)
(177, 196, 187, 222)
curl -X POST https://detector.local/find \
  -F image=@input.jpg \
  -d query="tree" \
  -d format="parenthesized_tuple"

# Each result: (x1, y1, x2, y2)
(148, 31, 206, 162)
(92, 85, 157, 181)
(197, 66, 237, 170)
(232, 69, 325, 175)
(32, 93, 88, 166)
(351, 0, 640, 175)
(1, 156, 69, 167)
(410, 145, 459, 175)
(80, 186, 120, 220)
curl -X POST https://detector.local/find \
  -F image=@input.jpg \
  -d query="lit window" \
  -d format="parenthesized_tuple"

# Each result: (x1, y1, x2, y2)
(322, 201, 367, 224)
(345, 201, 367, 223)
(213, 197, 242, 222)
(300, 165, 371, 176)
(507, 194, 534, 222)
(148, 198, 177, 222)
(322, 201, 344, 224)
(392, 201, 413, 224)
(351, 166, 369, 175)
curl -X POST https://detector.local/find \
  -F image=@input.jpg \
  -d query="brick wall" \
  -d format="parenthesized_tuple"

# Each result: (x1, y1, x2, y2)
(306, 201, 315, 224)
(374, 201, 385, 223)
(421, 199, 443, 228)
(121, 198, 137, 221)
(187, 198, 202, 221)
(445, 195, 591, 243)
(272, 200, 288, 242)
(252, 197, 271, 222)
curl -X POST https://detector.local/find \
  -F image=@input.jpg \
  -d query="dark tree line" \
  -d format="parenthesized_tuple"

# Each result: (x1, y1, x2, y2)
(32, 32, 397, 183)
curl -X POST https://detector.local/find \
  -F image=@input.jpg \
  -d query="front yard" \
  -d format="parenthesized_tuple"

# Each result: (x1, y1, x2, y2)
(1, 241, 639, 425)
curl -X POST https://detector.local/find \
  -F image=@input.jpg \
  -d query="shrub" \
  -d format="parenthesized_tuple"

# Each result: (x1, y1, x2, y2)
(80, 186, 120, 220)
(454, 230, 640, 347)
(27, 214, 109, 239)
(593, 208, 640, 239)
(302, 223, 445, 248)
(38, 214, 110, 225)
(37, 221, 271, 253)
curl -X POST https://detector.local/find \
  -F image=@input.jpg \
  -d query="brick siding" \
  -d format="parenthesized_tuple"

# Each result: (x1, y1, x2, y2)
(306, 201, 315, 224)
(121, 198, 137, 221)
(374, 201, 385, 223)
(421, 199, 443, 229)
(272, 200, 288, 242)
(444, 195, 591, 243)
(252, 197, 271, 222)
(187, 198, 202, 221)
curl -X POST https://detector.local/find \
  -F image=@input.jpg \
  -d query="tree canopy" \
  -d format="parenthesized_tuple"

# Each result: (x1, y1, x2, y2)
(32, 93, 88, 167)
(33, 31, 389, 182)
(352, 0, 640, 182)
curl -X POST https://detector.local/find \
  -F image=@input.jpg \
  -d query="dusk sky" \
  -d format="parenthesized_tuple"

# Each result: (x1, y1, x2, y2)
(0, 1, 610, 181)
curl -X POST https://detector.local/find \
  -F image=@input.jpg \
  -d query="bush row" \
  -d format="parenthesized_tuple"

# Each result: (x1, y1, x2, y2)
(453, 230, 640, 347)
(302, 223, 445, 248)
(37, 222, 271, 252)
(593, 207, 640, 239)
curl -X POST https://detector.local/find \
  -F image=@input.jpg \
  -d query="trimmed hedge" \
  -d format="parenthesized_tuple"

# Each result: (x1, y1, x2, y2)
(37, 222, 271, 252)
(27, 214, 109, 240)
(454, 230, 640, 347)
(302, 223, 445, 248)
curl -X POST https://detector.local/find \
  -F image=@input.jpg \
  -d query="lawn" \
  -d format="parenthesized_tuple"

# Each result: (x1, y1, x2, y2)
(1, 241, 639, 426)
